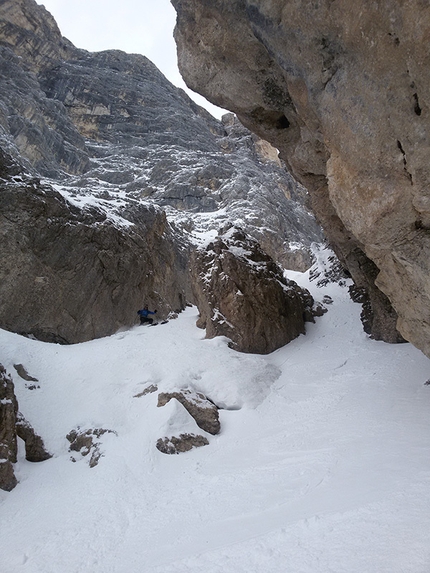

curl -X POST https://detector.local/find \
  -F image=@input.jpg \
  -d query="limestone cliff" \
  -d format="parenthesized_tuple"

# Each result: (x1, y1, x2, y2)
(0, 0, 323, 270)
(172, 0, 430, 356)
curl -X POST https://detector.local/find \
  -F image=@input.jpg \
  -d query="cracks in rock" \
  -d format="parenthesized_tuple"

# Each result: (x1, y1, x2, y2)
(396, 139, 413, 185)
(409, 78, 422, 117)
(413, 92, 422, 116)
(319, 35, 343, 89)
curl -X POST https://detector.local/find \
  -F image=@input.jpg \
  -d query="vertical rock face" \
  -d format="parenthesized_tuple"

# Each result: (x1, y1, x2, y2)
(0, 365, 19, 491)
(0, 364, 51, 491)
(0, 0, 326, 344)
(0, 151, 189, 343)
(172, 0, 430, 356)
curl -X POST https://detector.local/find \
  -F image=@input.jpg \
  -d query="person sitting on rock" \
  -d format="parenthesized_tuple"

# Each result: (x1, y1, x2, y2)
(137, 304, 157, 325)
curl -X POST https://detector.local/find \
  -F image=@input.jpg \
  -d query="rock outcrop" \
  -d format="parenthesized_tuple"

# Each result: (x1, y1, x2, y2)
(0, 364, 51, 491)
(156, 434, 209, 455)
(0, 365, 19, 491)
(172, 0, 430, 356)
(66, 427, 117, 468)
(0, 150, 189, 343)
(190, 226, 321, 354)
(158, 389, 220, 435)
(0, 0, 326, 344)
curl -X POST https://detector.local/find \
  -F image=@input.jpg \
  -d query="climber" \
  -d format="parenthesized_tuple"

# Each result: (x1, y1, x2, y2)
(137, 304, 157, 325)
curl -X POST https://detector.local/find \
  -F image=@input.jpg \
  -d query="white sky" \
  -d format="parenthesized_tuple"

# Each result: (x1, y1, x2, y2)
(38, 0, 227, 118)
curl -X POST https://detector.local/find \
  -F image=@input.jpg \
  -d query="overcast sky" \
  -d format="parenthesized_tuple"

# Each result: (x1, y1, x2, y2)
(38, 0, 226, 118)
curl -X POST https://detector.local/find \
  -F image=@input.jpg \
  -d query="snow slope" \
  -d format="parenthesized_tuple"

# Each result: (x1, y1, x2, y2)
(1, 269, 430, 573)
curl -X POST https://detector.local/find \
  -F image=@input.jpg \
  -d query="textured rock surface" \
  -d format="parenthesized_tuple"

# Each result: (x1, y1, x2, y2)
(15, 412, 52, 463)
(190, 227, 319, 354)
(0, 0, 324, 271)
(158, 389, 220, 435)
(173, 0, 430, 355)
(0, 365, 19, 491)
(0, 151, 189, 343)
(66, 427, 116, 467)
(156, 433, 209, 454)
(0, 0, 327, 344)
(0, 363, 51, 490)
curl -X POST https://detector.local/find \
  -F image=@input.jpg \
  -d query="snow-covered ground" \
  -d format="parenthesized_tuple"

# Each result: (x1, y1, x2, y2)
(1, 269, 430, 573)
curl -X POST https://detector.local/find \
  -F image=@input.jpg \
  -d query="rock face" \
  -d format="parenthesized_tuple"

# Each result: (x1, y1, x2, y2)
(0, 0, 323, 257)
(0, 150, 189, 343)
(0, 365, 19, 491)
(172, 0, 430, 356)
(0, 0, 325, 344)
(190, 227, 319, 354)
(0, 364, 51, 491)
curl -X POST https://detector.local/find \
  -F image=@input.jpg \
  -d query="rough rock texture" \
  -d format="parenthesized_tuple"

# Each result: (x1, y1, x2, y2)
(66, 427, 116, 468)
(0, 364, 51, 490)
(0, 0, 324, 270)
(156, 434, 209, 454)
(172, 0, 430, 355)
(15, 412, 52, 463)
(158, 389, 220, 435)
(0, 0, 327, 343)
(190, 226, 320, 354)
(0, 365, 19, 491)
(0, 151, 189, 343)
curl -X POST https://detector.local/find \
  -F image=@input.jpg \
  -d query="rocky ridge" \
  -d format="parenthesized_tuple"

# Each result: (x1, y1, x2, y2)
(172, 0, 430, 357)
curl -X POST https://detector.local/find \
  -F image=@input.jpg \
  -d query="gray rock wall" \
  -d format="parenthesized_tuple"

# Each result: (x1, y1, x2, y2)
(0, 152, 189, 343)
(172, 0, 430, 356)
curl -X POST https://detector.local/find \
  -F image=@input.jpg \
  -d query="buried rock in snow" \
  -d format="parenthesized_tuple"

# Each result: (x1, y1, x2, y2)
(156, 393, 213, 454)
(158, 389, 220, 435)
(156, 433, 209, 454)
(66, 427, 117, 468)
(190, 226, 323, 354)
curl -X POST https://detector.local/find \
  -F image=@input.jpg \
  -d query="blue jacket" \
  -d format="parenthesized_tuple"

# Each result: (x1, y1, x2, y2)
(138, 308, 155, 317)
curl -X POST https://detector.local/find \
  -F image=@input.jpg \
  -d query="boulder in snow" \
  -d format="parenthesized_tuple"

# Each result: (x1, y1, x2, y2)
(158, 389, 220, 435)
(190, 226, 319, 354)
(66, 427, 116, 468)
(156, 434, 209, 455)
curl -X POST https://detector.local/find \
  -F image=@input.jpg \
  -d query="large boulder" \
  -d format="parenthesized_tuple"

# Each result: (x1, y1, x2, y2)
(190, 227, 320, 354)
(172, 0, 430, 356)
(0, 151, 189, 343)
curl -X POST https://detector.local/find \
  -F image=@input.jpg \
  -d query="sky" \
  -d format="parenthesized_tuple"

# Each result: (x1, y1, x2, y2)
(37, 0, 227, 118)
(1, 251, 430, 571)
